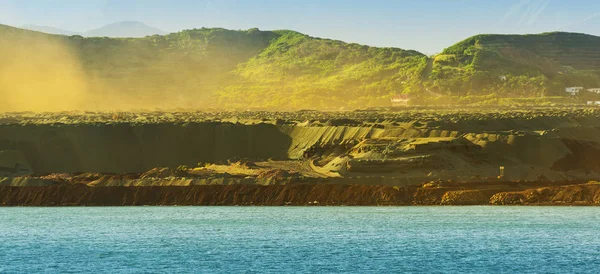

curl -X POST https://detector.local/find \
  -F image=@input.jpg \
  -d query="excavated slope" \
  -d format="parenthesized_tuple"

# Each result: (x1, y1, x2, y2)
(0, 123, 291, 173)
(0, 120, 600, 176)
(2, 181, 599, 206)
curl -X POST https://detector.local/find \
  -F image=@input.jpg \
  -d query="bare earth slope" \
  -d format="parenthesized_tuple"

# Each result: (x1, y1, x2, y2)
(1, 107, 600, 205)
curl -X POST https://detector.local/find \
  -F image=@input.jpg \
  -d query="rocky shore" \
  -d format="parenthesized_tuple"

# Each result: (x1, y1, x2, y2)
(1, 180, 599, 206)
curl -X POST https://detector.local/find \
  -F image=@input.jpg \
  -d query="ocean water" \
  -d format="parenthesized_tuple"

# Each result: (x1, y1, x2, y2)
(1, 207, 599, 273)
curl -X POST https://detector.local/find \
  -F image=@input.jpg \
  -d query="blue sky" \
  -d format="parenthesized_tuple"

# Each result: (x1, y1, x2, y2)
(1, 0, 599, 54)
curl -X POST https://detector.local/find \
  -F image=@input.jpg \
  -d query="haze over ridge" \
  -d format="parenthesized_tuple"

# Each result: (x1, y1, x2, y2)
(2, 23, 600, 111)
(21, 21, 166, 38)
(3, 0, 600, 54)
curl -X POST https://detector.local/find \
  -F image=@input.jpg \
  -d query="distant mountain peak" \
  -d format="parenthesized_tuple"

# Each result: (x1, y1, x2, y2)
(19, 21, 166, 38)
(84, 21, 166, 38)
(20, 24, 80, 36)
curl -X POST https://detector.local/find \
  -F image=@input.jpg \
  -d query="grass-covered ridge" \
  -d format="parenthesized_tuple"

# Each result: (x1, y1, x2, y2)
(428, 32, 600, 97)
(219, 30, 427, 109)
(1, 24, 600, 110)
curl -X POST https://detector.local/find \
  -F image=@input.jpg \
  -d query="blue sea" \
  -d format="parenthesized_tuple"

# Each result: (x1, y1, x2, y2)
(1, 207, 599, 273)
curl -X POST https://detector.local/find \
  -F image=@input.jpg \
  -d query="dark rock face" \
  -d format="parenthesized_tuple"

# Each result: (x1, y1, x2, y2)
(490, 184, 600, 205)
(0, 184, 413, 206)
(2, 181, 599, 206)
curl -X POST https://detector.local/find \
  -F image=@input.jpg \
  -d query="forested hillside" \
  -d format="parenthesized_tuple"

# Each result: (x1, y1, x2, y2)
(428, 32, 600, 98)
(1, 24, 599, 110)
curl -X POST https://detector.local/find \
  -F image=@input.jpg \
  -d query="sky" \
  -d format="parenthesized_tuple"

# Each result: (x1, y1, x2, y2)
(1, 0, 600, 54)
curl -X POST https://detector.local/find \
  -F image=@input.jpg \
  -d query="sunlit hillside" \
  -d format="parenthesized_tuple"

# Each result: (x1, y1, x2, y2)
(2, 24, 600, 111)
(429, 32, 600, 97)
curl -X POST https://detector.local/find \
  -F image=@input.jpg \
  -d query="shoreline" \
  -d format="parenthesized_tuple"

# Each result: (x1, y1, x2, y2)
(2, 181, 599, 206)
(2, 108, 600, 207)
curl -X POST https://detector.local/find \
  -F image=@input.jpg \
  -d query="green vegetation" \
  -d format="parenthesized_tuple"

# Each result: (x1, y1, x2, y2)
(69, 27, 426, 109)
(428, 32, 600, 97)
(217, 30, 427, 109)
(2, 24, 600, 110)
(409, 95, 579, 107)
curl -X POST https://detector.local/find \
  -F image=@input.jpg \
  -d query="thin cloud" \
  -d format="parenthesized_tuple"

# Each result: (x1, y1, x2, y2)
(499, 0, 531, 24)
(517, 0, 539, 25)
(560, 12, 600, 30)
(499, 0, 550, 27)
(526, 0, 550, 26)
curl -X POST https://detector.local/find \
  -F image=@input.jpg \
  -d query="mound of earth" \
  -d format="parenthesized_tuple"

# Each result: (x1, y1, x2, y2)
(2, 107, 600, 205)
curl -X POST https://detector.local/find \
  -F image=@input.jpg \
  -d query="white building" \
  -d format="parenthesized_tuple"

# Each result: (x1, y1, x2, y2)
(390, 95, 410, 107)
(587, 88, 600, 94)
(587, 101, 600, 105)
(565, 87, 584, 95)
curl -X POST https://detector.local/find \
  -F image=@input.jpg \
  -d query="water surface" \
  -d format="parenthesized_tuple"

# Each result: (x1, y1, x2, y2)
(1, 207, 599, 273)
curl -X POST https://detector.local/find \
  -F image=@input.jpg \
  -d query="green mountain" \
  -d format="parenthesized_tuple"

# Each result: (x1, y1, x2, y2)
(1, 24, 599, 110)
(428, 32, 600, 97)
(217, 30, 427, 108)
